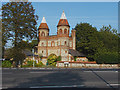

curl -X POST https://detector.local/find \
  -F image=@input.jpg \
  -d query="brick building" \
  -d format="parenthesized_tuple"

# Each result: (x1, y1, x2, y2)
(37, 11, 88, 65)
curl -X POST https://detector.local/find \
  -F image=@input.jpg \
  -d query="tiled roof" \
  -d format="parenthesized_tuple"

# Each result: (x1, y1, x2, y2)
(68, 49, 85, 57)
(57, 19, 70, 27)
(39, 23, 49, 30)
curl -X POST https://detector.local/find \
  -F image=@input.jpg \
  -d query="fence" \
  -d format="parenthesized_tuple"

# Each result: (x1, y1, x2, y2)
(57, 62, 119, 68)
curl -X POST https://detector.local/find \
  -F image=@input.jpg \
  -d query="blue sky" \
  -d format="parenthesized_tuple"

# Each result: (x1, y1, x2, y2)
(31, 2, 118, 35)
(1, 2, 118, 48)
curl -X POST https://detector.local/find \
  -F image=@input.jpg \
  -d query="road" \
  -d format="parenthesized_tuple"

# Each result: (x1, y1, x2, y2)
(1, 68, 119, 89)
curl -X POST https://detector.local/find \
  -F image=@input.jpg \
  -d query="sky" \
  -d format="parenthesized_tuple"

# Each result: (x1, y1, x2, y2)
(31, 2, 118, 35)
(0, 1, 119, 48)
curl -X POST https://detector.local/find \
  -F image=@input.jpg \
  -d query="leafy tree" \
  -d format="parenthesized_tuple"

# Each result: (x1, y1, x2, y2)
(75, 23, 119, 63)
(47, 54, 61, 66)
(98, 25, 119, 52)
(2, 2, 38, 47)
(5, 47, 26, 67)
(47, 54, 57, 66)
(2, 2, 38, 65)
(75, 23, 103, 61)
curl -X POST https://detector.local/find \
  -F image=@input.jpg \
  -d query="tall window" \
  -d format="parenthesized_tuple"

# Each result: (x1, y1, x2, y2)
(64, 29, 67, 34)
(65, 41, 67, 45)
(51, 41, 55, 46)
(41, 42, 44, 46)
(41, 31, 45, 36)
(59, 29, 62, 34)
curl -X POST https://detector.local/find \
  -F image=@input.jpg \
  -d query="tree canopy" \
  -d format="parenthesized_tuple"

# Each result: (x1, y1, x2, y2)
(75, 23, 119, 64)
(2, 2, 38, 47)
(2, 2, 38, 66)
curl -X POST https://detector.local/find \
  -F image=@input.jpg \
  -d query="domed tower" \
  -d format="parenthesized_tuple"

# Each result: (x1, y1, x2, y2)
(38, 17, 49, 39)
(38, 17, 49, 62)
(57, 11, 70, 37)
(57, 11, 70, 61)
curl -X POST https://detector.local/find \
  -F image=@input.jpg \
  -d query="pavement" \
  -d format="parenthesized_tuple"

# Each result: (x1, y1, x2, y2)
(1, 68, 120, 89)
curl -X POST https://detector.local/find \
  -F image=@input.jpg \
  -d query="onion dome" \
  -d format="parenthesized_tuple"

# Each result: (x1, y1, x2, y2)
(39, 17, 49, 30)
(57, 11, 70, 27)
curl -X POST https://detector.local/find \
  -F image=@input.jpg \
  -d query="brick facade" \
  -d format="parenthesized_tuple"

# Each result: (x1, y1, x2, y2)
(37, 11, 76, 65)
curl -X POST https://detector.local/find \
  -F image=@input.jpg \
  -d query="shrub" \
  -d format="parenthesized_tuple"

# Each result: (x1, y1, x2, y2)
(2, 60, 12, 68)
(47, 54, 61, 66)
(35, 61, 43, 67)
(23, 60, 36, 67)
(95, 52, 119, 64)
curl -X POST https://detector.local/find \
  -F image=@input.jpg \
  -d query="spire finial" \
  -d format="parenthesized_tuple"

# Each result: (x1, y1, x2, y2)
(60, 10, 67, 19)
(41, 16, 46, 23)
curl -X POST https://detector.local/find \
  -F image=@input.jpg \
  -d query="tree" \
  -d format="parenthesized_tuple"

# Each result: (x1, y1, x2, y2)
(47, 54, 61, 66)
(2, 2, 38, 47)
(98, 25, 118, 52)
(2, 2, 38, 65)
(94, 25, 119, 64)
(75, 23, 103, 61)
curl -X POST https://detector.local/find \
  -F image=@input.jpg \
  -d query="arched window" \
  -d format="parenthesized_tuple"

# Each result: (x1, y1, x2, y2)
(64, 29, 67, 34)
(41, 31, 45, 36)
(41, 42, 44, 46)
(51, 41, 55, 46)
(59, 29, 62, 34)
(65, 41, 67, 45)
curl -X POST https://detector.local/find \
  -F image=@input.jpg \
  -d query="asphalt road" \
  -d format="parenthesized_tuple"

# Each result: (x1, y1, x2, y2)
(1, 68, 119, 89)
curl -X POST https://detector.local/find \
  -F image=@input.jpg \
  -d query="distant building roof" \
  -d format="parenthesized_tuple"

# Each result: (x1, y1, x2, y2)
(22, 49, 38, 56)
(68, 49, 85, 57)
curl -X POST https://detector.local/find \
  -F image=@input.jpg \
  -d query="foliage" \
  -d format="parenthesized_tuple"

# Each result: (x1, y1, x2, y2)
(75, 23, 119, 63)
(47, 54, 61, 66)
(2, 2, 38, 65)
(75, 23, 103, 61)
(56, 56, 61, 61)
(98, 25, 118, 52)
(5, 47, 26, 67)
(95, 51, 119, 64)
(2, 60, 12, 67)
(35, 61, 43, 67)
(2, 2, 38, 46)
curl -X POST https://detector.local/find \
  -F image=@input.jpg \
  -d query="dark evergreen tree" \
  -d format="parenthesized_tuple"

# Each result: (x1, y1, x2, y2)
(2, 2, 38, 66)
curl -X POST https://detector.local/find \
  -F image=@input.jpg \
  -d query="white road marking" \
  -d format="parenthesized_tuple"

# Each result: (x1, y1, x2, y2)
(84, 71, 118, 72)
(29, 71, 56, 73)
(1, 87, 8, 89)
(109, 84, 120, 86)
(30, 85, 85, 88)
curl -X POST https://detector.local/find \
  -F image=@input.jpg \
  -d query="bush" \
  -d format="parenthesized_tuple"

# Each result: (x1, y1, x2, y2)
(35, 61, 43, 67)
(47, 54, 57, 66)
(2, 60, 12, 68)
(22, 60, 36, 67)
(47, 54, 61, 66)
(95, 52, 119, 64)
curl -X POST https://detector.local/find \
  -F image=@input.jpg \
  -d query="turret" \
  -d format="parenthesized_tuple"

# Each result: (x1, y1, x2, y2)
(57, 11, 70, 37)
(38, 17, 49, 39)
